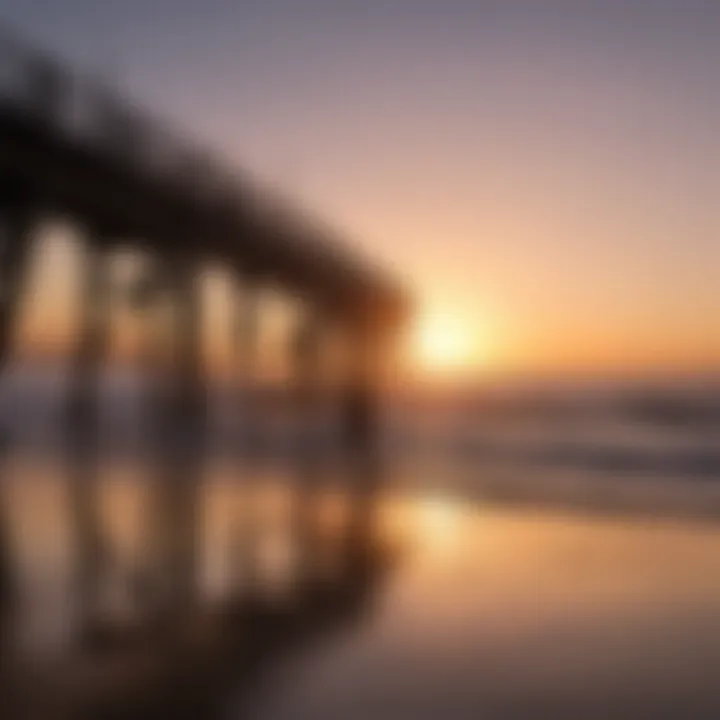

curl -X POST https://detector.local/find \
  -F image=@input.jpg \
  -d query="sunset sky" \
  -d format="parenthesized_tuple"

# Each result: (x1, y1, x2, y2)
(4, 1, 719, 380)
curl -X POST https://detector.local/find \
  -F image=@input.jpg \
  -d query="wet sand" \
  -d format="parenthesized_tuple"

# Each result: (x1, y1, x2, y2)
(250, 499, 720, 718)
(4, 457, 720, 718)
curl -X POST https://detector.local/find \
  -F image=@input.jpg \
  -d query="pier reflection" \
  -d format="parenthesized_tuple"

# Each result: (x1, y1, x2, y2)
(0, 455, 395, 719)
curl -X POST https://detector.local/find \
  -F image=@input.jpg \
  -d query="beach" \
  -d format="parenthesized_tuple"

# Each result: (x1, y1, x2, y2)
(4, 455, 720, 717)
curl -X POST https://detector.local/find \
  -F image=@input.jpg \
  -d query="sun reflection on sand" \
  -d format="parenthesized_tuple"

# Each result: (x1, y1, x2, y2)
(415, 495, 466, 549)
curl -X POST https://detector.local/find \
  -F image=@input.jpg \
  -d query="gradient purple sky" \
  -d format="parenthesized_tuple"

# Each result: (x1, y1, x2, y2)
(3, 1, 719, 376)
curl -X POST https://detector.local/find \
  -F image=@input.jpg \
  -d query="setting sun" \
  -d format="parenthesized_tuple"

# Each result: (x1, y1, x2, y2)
(411, 311, 485, 375)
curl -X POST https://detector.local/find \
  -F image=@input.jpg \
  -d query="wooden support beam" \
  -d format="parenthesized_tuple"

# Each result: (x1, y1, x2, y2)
(128, 258, 172, 614)
(230, 279, 260, 594)
(0, 201, 34, 368)
(156, 254, 205, 614)
(340, 323, 385, 568)
(66, 238, 112, 635)
(234, 280, 260, 458)
(290, 308, 325, 590)
(0, 198, 36, 608)
(341, 324, 382, 466)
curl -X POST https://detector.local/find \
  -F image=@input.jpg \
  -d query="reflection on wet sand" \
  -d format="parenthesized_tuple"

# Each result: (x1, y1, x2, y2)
(8, 457, 720, 718)
(0, 456, 395, 719)
(253, 498, 720, 720)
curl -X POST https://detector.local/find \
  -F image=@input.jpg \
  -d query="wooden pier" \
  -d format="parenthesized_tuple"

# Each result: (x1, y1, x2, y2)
(0, 24, 408, 719)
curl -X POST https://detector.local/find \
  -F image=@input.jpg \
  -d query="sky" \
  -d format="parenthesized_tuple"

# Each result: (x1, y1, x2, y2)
(2, 0, 719, 380)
